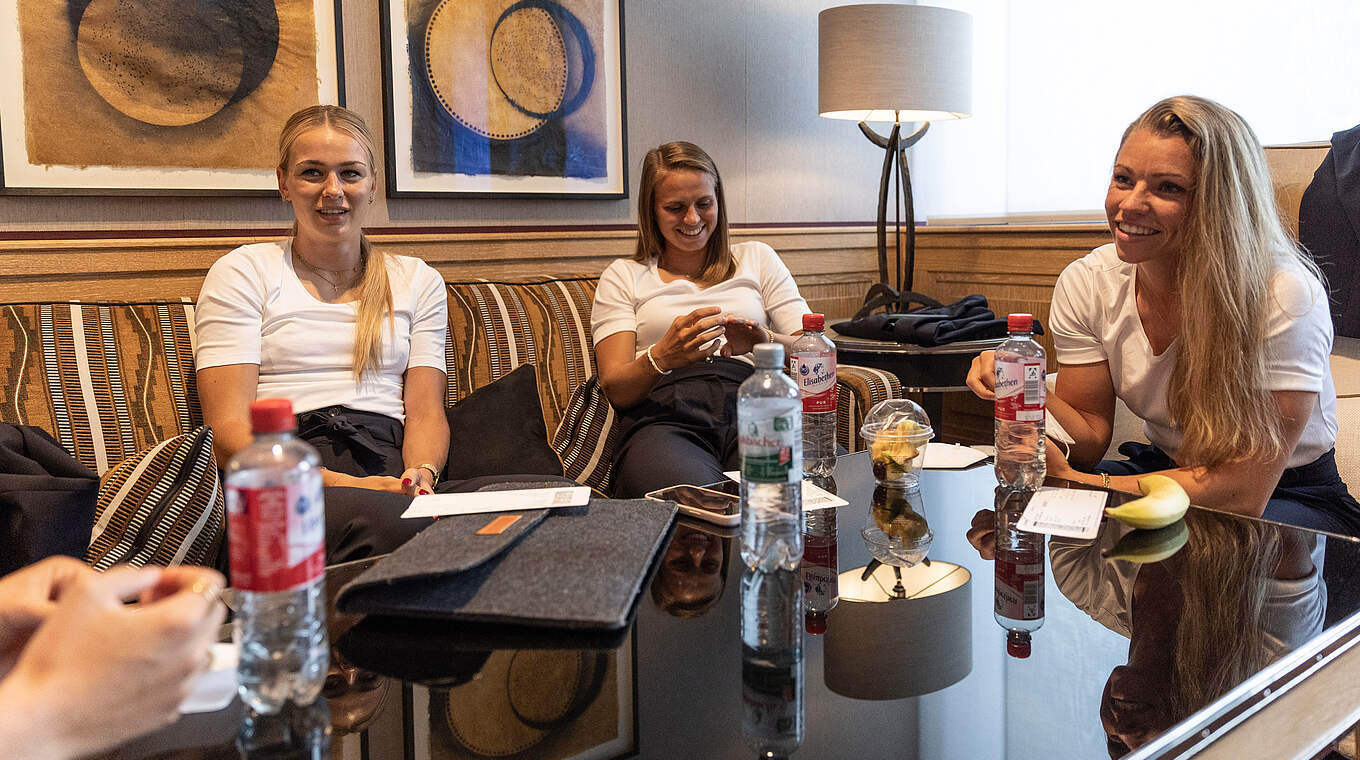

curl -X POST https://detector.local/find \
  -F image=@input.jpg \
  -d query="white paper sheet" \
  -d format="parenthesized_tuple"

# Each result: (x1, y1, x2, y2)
(179, 642, 238, 714)
(1017, 487, 1108, 539)
(400, 486, 591, 519)
(721, 472, 850, 511)
(922, 442, 989, 469)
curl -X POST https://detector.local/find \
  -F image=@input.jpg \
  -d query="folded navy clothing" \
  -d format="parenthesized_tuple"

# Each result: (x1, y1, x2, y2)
(833, 294, 1043, 346)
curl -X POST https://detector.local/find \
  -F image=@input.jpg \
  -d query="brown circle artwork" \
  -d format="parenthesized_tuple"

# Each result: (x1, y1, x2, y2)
(423, 0, 567, 140)
(72, 0, 279, 127)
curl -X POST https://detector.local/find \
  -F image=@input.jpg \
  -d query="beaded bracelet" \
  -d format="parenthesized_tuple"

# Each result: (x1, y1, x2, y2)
(417, 463, 440, 485)
(645, 344, 671, 375)
(1100, 472, 1111, 489)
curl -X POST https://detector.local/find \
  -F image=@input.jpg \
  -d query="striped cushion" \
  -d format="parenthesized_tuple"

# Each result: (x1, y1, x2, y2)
(445, 277, 598, 434)
(87, 425, 224, 568)
(834, 366, 903, 452)
(552, 376, 620, 491)
(0, 301, 202, 475)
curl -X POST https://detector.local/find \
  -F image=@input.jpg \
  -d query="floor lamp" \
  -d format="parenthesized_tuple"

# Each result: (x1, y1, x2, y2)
(818, 4, 972, 318)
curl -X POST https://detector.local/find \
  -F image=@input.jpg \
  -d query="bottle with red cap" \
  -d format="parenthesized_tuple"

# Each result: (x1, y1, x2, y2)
(789, 313, 837, 477)
(226, 398, 328, 714)
(994, 313, 1046, 489)
(993, 487, 1045, 659)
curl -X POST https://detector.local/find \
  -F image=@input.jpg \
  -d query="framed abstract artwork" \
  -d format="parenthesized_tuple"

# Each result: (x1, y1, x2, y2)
(0, 0, 345, 195)
(380, 0, 627, 198)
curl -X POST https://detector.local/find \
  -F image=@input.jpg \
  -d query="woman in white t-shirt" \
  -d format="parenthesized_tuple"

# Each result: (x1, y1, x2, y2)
(967, 95, 1360, 534)
(195, 105, 449, 561)
(592, 142, 811, 497)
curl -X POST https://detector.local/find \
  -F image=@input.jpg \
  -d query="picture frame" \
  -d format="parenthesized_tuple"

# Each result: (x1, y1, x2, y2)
(0, 0, 345, 195)
(380, 0, 627, 198)
(406, 633, 638, 759)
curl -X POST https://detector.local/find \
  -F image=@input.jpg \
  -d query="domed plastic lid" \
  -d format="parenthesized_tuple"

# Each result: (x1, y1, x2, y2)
(1006, 629, 1031, 658)
(859, 398, 933, 442)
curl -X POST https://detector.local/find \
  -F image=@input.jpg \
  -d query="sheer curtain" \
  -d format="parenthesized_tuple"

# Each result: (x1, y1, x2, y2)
(911, 0, 1360, 221)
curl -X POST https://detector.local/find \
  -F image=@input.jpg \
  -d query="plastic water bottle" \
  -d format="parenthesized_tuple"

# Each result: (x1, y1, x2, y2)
(740, 568, 804, 759)
(226, 398, 329, 714)
(994, 313, 1046, 489)
(790, 313, 837, 477)
(993, 487, 1045, 659)
(801, 501, 839, 635)
(739, 343, 803, 571)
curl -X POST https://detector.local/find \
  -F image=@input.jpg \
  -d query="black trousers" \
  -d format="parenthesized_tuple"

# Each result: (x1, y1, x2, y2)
(297, 407, 573, 564)
(1095, 441, 1360, 537)
(609, 359, 754, 499)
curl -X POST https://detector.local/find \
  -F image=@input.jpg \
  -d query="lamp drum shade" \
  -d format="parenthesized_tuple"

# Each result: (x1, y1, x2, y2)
(824, 561, 972, 700)
(818, 3, 972, 123)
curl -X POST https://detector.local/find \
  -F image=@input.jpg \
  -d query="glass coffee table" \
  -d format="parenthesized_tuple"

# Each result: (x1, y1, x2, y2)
(103, 452, 1360, 759)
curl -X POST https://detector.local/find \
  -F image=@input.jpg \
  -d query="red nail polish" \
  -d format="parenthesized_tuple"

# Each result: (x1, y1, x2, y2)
(402, 478, 412, 486)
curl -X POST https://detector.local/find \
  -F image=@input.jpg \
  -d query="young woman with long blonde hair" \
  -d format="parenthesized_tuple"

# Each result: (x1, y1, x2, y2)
(968, 95, 1359, 533)
(195, 105, 449, 560)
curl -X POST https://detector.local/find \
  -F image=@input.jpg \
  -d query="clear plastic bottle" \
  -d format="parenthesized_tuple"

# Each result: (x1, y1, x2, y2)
(739, 343, 803, 572)
(226, 398, 329, 715)
(740, 567, 804, 759)
(994, 313, 1046, 489)
(789, 313, 837, 477)
(801, 502, 839, 636)
(993, 487, 1045, 659)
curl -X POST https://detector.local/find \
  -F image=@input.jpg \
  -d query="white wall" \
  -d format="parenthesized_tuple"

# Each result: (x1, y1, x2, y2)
(914, 0, 1360, 220)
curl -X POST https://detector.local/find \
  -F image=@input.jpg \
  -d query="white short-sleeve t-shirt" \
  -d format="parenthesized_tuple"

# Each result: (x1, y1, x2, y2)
(1049, 243, 1337, 468)
(590, 240, 810, 353)
(194, 240, 448, 422)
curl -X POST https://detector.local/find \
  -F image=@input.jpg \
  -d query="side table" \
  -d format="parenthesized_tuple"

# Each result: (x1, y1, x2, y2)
(827, 327, 1003, 434)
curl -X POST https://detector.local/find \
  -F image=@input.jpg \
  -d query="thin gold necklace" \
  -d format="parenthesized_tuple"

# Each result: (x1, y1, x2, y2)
(294, 249, 362, 295)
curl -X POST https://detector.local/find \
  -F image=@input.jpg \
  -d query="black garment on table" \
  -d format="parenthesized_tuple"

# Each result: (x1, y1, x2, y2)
(0, 423, 99, 574)
(831, 294, 1043, 346)
(1094, 441, 1360, 537)
(1299, 124, 1360, 338)
(609, 359, 754, 499)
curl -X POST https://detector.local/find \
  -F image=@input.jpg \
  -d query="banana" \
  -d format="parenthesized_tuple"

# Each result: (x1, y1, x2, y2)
(1102, 520, 1189, 563)
(1103, 474, 1190, 529)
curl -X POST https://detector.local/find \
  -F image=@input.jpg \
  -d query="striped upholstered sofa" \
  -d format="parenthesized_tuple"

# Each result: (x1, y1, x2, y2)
(0, 274, 901, 565)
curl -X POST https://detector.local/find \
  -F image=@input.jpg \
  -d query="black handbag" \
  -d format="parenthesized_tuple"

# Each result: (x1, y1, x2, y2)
(0, 423, 98, 575)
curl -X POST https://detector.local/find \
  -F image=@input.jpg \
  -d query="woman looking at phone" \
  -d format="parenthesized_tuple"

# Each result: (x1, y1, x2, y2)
(966, 95, 1360, 534)
(592, 141, 811, 498)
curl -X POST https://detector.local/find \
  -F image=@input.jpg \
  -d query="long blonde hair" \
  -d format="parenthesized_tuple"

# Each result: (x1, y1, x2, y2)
(277, 105, 393, 381)
(633, 141, 735, 287)
(1122, 96, 1321, 466)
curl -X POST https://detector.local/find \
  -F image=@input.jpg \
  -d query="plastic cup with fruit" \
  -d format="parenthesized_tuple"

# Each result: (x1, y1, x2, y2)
(860, 398, 934, 487)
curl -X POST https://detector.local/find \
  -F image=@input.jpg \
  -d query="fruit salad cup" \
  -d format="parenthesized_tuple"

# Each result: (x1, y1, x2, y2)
(860, 398, 934, 488)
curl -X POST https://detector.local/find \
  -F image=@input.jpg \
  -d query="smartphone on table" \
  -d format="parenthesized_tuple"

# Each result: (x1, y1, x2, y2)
(645, 483, 741, 526)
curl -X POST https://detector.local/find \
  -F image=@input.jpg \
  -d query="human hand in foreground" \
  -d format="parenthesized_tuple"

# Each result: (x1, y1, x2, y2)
(0, 556, 88, 678)
(965, 350, 997, 401)
(1044, 435, 1079, 482)
(0, 563, 225, 760)
(965, 509, 997, 560)
(649, 307, 726, 370)
(720, 316, 768, 356)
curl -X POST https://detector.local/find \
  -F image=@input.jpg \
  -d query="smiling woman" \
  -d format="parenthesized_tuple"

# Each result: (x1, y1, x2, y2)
(591, 141, 813, 498)
(966, 95, 1360, 536)
(193, 105, 453, 564)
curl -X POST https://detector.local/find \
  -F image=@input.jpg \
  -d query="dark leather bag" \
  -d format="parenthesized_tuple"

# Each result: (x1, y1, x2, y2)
(0, 423, 98, 574)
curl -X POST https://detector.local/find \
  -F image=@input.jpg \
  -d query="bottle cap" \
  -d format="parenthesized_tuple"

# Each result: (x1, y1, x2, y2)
(1006, 629, 1032, 658)
(805, 611, 827, 635)
(802, 313, 825, 331)
(752, 342, 784, 368)
(250, 398, 296, 434)
(1007, 313, 1033, 332)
